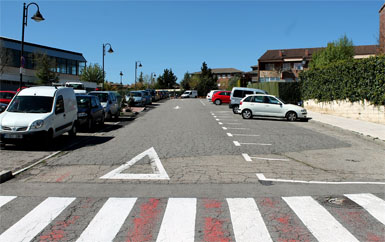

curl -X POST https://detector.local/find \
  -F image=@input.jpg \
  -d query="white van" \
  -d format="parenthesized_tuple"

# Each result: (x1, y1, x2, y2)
(229, 87, 267, 114)
(181, 90, 198, 98)
(0, 86, 78, 144)
(65, 82, 87, 94)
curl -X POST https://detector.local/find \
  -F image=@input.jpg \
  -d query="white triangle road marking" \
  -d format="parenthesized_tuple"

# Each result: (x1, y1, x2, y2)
(100, 147, 170, 180)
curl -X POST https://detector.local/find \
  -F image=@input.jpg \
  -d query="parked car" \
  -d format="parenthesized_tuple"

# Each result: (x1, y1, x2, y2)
(65, 82, 87, 94)
(88, 91, 119, 120)
(0, 91, 16, 104)
(128, 91, 146, 107)
(206, 90, 220, 101)
(76, 95, 105, 130)
(0, 86, 78, 145)
(147, 89, 159, 102)
(111, 91, 123, 111)
(212, 91, 231, 105)
(141, 90, 152, 105)
(239, 94, 308, 121)
(181, 90, 198, 98)
(0, 103, 8, 113)
(229, 87, 267, 114)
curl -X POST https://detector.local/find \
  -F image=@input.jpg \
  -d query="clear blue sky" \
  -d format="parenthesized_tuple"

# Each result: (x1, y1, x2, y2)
(1, 0, 383, 85)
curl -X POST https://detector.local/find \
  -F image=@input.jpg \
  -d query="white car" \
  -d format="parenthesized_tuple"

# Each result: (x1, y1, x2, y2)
(181, 90, 198, 98)
(239, 94, 308, 121)
(206, 90, 220, 102)
(0, 86, 78, 145)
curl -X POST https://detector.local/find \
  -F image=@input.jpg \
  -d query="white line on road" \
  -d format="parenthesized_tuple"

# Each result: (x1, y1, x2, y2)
(218, 122, 223, 125)
(345, 193, 385, 225)
(234, 141, 272, 146)
(173, 105, 180, 110)
(222, 127, 248, 130)
(242, 154, 289, 162)
(77, 198, 137, 242)
(156, 198, 197, 242)
(256, 173, 385, 185)
(223, 123, 241, 125)
(0, 197, 75, 242)
(0, 196, 16, 208)
(231, 134, 260, 137)
(227, 198, 273, 242)
(200, 100, 206, 106)
(113, 121, 120, 125)
(227, 133, 233, 137)
(283, 196, 359, 242)
(13, 151, 62, 176)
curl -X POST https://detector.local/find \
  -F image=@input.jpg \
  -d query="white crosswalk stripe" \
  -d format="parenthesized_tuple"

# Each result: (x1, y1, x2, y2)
(345, 193, 385, 225)
(156, 198, 197, 242)
(0, 196, 16, 208)
(76, 197, 137, 242)
(283, 196, 360, 242)
(0, 193, 384, 242)
(0, 197, 75, 242)
(227, 198, 273, 242)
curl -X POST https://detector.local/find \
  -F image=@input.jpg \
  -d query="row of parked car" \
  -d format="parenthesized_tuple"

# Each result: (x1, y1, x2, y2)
(126, 90, 170, 107)
(0, 86, 126, 146)
(206, 87, 308, 122)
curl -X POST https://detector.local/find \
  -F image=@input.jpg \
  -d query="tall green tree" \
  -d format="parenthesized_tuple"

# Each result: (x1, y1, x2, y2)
(180, 72, 191, 90)
(138, 72, 144, 83)
(197, 62, 217, 96)
(80, 63, 104, 84)
(156, 68, 177, 89)
(34, 53, 59, 85)
(310, 35, 354, 69)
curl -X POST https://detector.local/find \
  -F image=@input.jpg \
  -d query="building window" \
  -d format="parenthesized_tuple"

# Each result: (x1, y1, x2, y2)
(67, 60, 77, 75)
(265, 63, 275, 71)
(294, 63, 303, 70)
(283, 63, 291, 71)
(78, 62, 86, 75)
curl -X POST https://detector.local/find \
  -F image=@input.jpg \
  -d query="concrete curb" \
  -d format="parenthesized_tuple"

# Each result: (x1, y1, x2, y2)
(0, 170, 13, 183)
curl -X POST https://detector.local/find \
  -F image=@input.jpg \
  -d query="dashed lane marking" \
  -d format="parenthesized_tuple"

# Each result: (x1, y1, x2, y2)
(222, 127, 248, 130)
(233, 141, 272, 147)
(227, 133, 260, 137)
(242, 153, 289, 162)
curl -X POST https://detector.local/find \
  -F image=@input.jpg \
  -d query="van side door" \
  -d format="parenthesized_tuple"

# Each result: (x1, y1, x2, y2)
(54, 95, 69, 134)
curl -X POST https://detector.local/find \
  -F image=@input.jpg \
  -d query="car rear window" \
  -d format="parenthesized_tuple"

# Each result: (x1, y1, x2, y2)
(233, 90, 243, 98)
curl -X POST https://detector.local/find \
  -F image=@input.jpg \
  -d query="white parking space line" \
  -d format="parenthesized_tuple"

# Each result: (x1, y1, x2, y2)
(234, 141, 272, 146)
(223, 123, 241, 125)
(113, 121, 120, 125)
(227, 133, 233, 137)
(200, 100, 206, 106)
(77, 198, 137, 242)
(0, 196, 17, 208)
(283, 196, 359, 242)
(227, 198, 273, 242)
(156, 198, 197, 242)
(242, 154, 289, 162)
(215, 119, 237, 121)
(0, 197, 75, 242)
(345, 193, 385, 225)
(218, 122, 223, 125)
(222, 127, 248, 130)
(256, 173, 385, 185)
(231, 134, 260, 137)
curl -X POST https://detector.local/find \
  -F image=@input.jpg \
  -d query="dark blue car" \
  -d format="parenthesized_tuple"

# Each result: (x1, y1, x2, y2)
(76, 95, 105, 130)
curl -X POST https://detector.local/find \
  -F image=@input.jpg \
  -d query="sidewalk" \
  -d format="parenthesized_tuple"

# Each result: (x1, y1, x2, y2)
(307, 110, 385, 141)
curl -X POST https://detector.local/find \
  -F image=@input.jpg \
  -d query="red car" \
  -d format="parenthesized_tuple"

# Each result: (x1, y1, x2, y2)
(212, 91, 231, 105)
(0, 91, 16, 104)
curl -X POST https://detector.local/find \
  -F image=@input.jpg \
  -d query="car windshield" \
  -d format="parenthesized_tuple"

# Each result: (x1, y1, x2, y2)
(90, 93, 108, 102)
(276, 97, 287, 104)
(0, 92, 15, 99)
(7, 96, 54, 113)
(131, 92, 142, 97)
(76, 97, 90, 108)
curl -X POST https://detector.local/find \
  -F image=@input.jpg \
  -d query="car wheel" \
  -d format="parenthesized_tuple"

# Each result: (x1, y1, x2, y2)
(286, 111, 297, 121)
(232, 106, 239, 114)
(214, 99, 222, 105)
(68, 122, 77, 137)
(242, 109, 252, 119)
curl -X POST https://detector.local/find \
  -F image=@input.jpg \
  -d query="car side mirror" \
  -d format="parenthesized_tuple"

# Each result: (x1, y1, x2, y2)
(280, 103, 283, 107)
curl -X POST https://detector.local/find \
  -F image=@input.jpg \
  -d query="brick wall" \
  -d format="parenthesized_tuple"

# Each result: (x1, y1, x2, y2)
(304, 100, 385, 125)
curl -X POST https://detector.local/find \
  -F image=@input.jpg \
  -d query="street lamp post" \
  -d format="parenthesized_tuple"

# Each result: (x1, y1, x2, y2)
(134, 61, 142, 90)
(102, 43, 114, 90)
(120, 71, 123, 95)
(150, 72, 156, 87)
(20, 2, 45, 89)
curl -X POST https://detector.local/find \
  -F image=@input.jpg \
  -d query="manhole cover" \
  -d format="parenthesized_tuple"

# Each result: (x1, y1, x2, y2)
(319, 196, 361, 209)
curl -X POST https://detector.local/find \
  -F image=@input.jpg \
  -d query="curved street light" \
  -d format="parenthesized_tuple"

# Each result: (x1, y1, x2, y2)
(134, 61, 142, 90)
(20, 2, 45, 88)
(102, 43, 114, 90)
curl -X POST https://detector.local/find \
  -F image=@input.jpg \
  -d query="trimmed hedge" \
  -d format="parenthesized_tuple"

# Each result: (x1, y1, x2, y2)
(248, 82, 301, 104)
(300, 56, 385, 106)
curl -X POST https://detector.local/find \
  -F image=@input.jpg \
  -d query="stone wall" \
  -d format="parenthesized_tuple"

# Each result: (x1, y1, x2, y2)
(304, 99, 385, 125)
